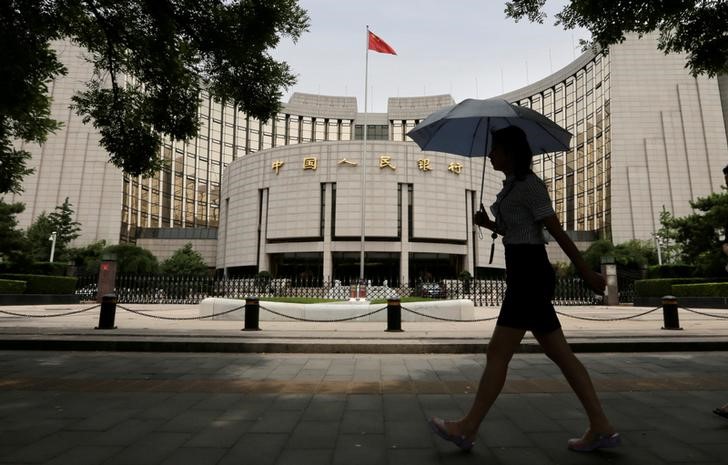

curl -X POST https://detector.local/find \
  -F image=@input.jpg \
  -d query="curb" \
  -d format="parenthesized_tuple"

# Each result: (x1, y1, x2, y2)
(2, 336, 728, 354)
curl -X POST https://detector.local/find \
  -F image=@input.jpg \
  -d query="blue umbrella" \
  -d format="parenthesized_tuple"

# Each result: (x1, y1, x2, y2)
(407, 97, 571, 157)
(407, 98, 571, 263)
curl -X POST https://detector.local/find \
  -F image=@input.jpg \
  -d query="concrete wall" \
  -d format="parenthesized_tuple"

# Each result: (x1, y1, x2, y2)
(609, 33, 728, 243)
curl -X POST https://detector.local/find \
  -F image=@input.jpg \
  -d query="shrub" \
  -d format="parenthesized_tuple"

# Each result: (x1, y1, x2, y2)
(0, 274, 77, 294)
(634, 278, 710, 297)
(672, 283, 728, 297)
(646, 264, 697, 279)
(0, 279, 26, 294)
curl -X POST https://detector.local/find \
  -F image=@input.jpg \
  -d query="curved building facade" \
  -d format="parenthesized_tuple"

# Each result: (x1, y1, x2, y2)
(218, 140, 496, 283)
(10, 34, 728, 277)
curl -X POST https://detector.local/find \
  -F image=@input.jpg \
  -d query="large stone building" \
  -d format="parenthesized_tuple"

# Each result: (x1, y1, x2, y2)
(8, 34, 728, 282)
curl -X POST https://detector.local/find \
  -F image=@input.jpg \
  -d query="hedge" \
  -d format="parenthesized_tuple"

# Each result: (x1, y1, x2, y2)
(0, 262, 69, 276)
(0, 274, 77, 294)
(646, 264, 697, 279)
(0, 279, 26, 294)
(672, 283, 728, 297)
(634, 278, 710, 297)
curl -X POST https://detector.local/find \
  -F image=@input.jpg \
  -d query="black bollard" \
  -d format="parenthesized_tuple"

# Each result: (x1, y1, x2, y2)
(386, 297, 403, 332)
(661, 295, 682, 330)
(96, 293, 117, 330)
(243, 297, 261, 331)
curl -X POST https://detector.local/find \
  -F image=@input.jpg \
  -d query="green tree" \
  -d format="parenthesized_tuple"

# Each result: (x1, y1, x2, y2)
(103, 243, 159, 274)
(0, 0, 64, 195)
(2, 0, 310, 179)
(67, 240, 106, 274)
(613, 240, 656, 269)
(26, 212, 55, 261)
(504, 1, 728, 76)
(581, 238, 656, 272)
(665, 190, 728, 276)
(47, 197, 81, 260)
(26, 198, 82, 262)
(582, 238, 614, 271)
(655, 206, 683, 264)
(0, 201, 31, 269)
(160, 243, 208, 275)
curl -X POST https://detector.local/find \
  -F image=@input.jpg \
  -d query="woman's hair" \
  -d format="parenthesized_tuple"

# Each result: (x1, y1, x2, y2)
(491, 126, 533, 180)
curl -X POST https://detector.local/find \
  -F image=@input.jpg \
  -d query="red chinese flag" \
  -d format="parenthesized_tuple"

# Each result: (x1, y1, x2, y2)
(368, 31, 397, 55)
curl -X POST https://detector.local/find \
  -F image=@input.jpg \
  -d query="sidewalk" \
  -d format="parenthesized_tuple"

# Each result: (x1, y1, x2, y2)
(1, 302, 727, 353)
(1, 350, 727, 465)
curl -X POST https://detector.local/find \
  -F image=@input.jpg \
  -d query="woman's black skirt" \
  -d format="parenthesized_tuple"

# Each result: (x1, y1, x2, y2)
(497, 244, 561, 335)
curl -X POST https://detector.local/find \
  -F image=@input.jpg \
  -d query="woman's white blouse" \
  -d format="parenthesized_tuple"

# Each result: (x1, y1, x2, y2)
(490, 172, 555, 244)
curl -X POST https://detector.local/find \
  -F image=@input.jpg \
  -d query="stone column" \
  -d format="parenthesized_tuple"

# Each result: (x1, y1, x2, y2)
(399, 185, 410, 286)
(257, 189, 270, 272)
(601, 256, 619, 305)
(323, 183, 333, 281)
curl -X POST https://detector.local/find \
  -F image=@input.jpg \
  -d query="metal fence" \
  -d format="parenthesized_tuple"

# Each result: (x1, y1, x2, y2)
(617, 268, 641, 304)
(75, 274, 601, 306)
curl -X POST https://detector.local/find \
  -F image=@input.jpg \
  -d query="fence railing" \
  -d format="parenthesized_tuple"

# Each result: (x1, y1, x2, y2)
(75, 274, 601, 306)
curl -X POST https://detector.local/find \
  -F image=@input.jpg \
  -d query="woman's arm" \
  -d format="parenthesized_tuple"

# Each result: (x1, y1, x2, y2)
(542, 214, 606, 294)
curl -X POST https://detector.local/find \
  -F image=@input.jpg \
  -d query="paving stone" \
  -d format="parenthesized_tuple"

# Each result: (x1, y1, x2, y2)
(43, 445, 122, 465)
(332, 433, 386, 465)
(103, 432, 191, 465)
(346, 394, 383, 411)
(340, 410, 384, 434)
(384, 420, 434, 449)
(286, 421, 340, 449)
(275, 449, 334, 465)
(385, 448, 441, 465)
(185, 419, 254, 447)
(218, 433, 288, 465)
(249, 410, 304, 433)
(158, 447, 227, 465)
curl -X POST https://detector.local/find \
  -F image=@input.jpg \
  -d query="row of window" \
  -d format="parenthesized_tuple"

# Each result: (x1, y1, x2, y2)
(123, 52, 613, 240)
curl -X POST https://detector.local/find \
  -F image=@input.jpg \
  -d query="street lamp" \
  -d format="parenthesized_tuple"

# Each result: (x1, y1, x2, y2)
(49, 231, 57, 263)
(654, 234, 666, 265)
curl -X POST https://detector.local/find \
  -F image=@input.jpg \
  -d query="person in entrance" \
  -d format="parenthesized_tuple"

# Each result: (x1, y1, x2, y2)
(428, 126, 620, 452)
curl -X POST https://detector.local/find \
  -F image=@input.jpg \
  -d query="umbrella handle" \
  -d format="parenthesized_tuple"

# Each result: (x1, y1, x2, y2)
(488, 232, 498, 264)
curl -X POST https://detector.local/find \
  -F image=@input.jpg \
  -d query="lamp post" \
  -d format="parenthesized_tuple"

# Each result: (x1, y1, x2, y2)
(49, 231, 57, 263)
(654, 234, 666, 265)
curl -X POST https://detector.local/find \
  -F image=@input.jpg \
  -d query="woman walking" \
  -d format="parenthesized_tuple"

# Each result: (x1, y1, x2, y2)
(429, 126, 620, 452)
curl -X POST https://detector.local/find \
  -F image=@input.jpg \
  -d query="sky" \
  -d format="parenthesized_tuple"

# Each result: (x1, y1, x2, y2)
(272, 0, 591, 113)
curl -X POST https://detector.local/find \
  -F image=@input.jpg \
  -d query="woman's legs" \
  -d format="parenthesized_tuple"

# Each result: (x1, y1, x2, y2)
(534, 328, 614, 436)
(441, 325, 526, 440)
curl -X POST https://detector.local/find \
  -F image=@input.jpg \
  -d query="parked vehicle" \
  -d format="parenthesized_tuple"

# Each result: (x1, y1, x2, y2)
(417, 282, 446, 298)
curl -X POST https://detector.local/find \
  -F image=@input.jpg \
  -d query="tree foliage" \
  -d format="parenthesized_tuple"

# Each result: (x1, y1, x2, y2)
(67, 240, 106, 274)
(662, 190, 728, 276)
(160, 243, 208, 275)
(504, 0, 728, 77)
(48, 197, 81, 253)
(0, 201, 31, 268)
(26, 212, 55, 261)
(2, 0, 309, 178)
(581, 238, 656, 272)
(654, 206, 683, 264)
(26, 198, 81, 262)
(103, 243, 159, 274)
(0, 0, 67, 194)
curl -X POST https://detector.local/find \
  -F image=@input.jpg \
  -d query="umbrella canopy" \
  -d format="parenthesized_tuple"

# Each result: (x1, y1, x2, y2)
(407, 98, 571, 157)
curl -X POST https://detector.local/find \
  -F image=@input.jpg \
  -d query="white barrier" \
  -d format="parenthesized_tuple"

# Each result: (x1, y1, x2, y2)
(199, 298, 474, 322)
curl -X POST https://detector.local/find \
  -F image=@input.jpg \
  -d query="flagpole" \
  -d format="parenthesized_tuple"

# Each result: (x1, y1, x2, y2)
(359, 26, 369, 283)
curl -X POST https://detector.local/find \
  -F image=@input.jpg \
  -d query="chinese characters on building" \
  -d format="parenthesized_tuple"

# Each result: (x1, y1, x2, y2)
(271, 155, 464, 175)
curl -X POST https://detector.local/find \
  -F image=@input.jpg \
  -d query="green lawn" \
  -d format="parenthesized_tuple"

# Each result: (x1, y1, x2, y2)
(258, 296, 441, 304)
